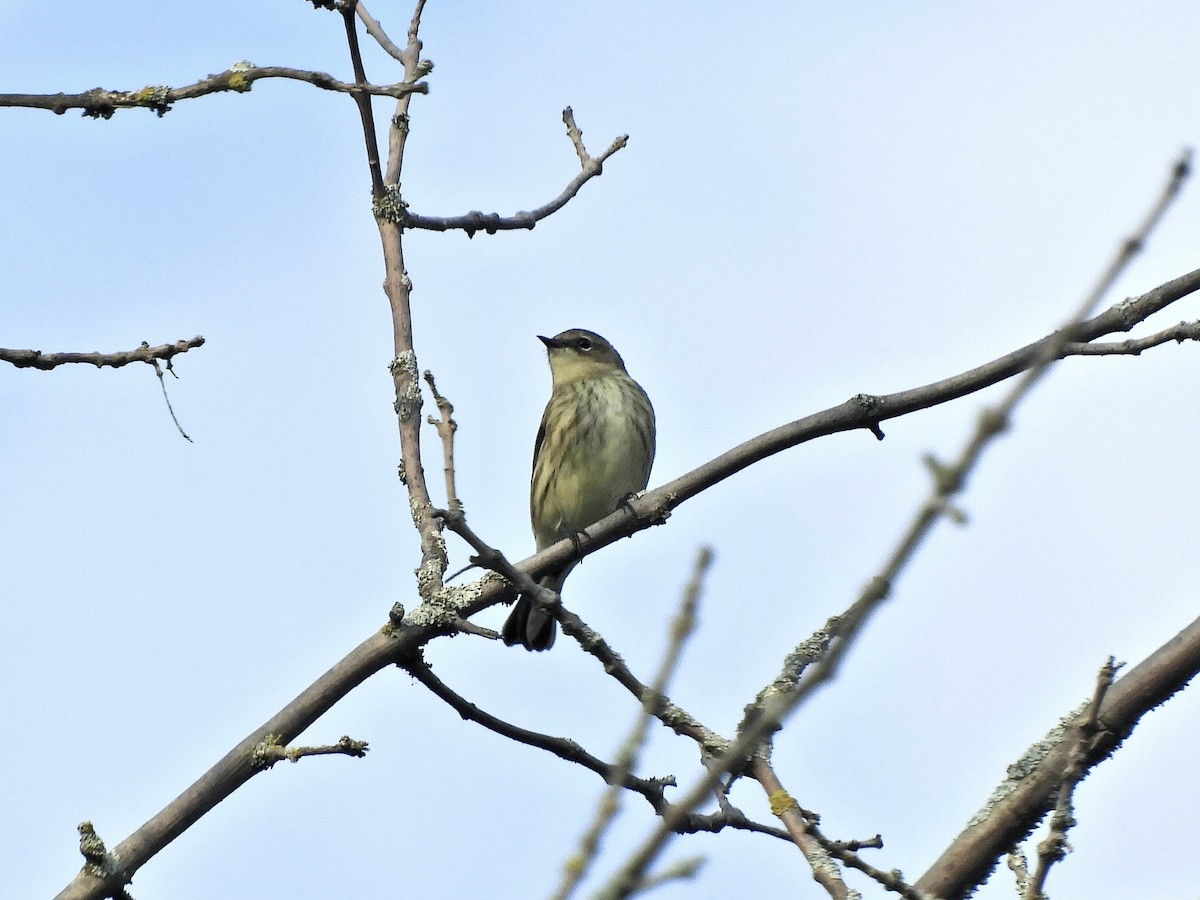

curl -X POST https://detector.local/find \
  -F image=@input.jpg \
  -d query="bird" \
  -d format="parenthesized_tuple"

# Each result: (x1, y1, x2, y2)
(501, 329, 656, 651)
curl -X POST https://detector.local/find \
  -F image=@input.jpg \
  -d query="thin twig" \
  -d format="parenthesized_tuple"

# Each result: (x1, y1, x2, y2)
(560, 608, 728, 755)
(1008, 849, 1031, 897)
(151, 359, 192, 442)
(562, 106, 596, 167)
(423, 371, 462, 513)
(451, 616, 497, 639)
(591, 722, 775, 897)
(251, 734, 369, 768)
(435, 511, 721, 754)
(735, 617, 840, 748)
(1062, 319, 1200, 355)
(745, 761, 927, 900)
(432, 513, 727, 763)
(803, 819, 929, 900)
(0, 336, 205, 370)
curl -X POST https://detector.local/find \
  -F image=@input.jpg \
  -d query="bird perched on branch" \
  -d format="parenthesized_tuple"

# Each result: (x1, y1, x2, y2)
(502, 329, 656, 651)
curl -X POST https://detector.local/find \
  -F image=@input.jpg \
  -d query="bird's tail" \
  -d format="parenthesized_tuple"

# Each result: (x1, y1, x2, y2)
(501, 568, 572, 652)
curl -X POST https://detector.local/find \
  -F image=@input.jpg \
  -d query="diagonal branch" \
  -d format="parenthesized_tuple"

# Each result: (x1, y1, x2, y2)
(779, 148, 1191, 714)
(560, 608, 728, 755)
(405, 655, 674, 808)
(437, 508, 724, 758)
(915, 612, 1200, 899)
(53, 625, 422, 900)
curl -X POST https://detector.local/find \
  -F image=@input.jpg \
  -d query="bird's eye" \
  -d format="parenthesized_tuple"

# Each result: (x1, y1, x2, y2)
(577, 337, 593, 351)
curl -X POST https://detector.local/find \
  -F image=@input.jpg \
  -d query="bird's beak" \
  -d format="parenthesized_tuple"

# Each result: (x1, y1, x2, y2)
(537, 335, 560, 350)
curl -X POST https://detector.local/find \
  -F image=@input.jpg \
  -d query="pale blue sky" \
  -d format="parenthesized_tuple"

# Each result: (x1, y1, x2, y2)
(4, 2, 1200, 898)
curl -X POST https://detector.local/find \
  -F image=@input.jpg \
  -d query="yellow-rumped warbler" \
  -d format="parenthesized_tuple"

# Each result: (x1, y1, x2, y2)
(502, 329, 656, 651)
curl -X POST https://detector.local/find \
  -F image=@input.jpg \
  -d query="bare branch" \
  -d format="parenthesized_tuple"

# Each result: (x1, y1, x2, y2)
(399, 108, 628, 235)
(355, 1, 407, 62)
(424, 371, 462, 514)
(150, 358, 193, 442)
(736, 618, 838, 742)
(0, 66, 425, 118)
(1062, 319, 1200, 356)
(435, 515, 716, 764)
(3, 337, 202, 438)
(450, 616, 497, 639)
(1008, 849, 1031, 896)
(737, 765, 924, 900)
(0, 336, 204, 370)
(340, 1, 385, 198)
(749, 760, 852, 900)
(49, 263, 1200, 899)
(405, 655, 675, 808)
(367, 0, 447, 612)
(561, 608, 728, 755)
(37, 63, 1198, 897)
(381, 0, 431, 188)
(593, 622, 841, 900)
